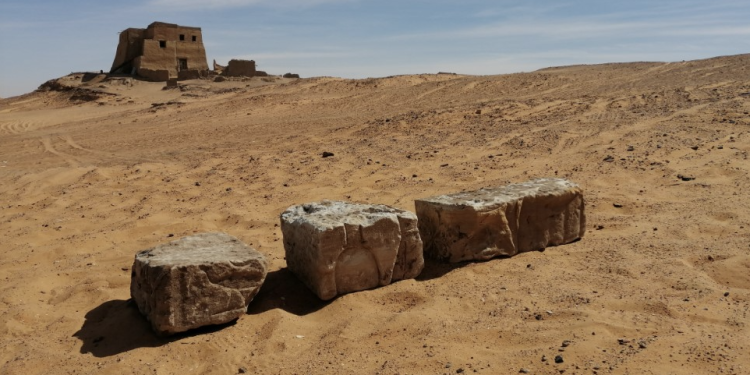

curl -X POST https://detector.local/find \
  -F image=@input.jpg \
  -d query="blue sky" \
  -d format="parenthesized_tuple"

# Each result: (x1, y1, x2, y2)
(1, 0, 749, 98)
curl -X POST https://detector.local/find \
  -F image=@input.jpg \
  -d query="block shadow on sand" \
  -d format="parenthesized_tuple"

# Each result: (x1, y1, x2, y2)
(74, 259, 476, 357)
(246, 268, 331, 316)
(74, 269, 328, 357)
(73, 299, 237, 357)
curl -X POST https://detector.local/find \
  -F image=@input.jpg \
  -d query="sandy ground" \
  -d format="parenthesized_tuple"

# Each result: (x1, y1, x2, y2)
(1, 55, 749, 375)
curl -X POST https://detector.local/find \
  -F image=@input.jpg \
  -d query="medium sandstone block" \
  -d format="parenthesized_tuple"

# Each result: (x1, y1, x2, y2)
(130, 233, 267, 336)
(280, 201, 424, 300)
(415, 178, 585, 262)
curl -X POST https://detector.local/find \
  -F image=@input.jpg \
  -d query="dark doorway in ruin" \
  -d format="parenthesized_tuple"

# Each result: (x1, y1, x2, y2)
(178, 59, 188, 71)
(192, 35, 197, 42)
(159, 40, 166, 48)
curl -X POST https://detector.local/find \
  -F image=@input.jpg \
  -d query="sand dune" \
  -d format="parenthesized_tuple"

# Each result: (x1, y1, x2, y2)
(1, 55, 749, 374)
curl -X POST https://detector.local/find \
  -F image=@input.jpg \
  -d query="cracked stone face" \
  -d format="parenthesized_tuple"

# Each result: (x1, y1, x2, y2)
(280, 200, 424, 300)
(415, 178, 586, 262)
(130, 232, 267, 336)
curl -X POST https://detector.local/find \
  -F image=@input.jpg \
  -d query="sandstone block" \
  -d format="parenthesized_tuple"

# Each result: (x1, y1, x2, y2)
(130, 233, 267, 336)
(415, 178, 585, 262)
(280, 201, 424, 300)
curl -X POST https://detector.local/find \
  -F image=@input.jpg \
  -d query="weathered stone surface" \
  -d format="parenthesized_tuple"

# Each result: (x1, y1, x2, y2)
(415, 178, 586, 262)
(280, 201, 424, 300)
(130, 233, 267, 336)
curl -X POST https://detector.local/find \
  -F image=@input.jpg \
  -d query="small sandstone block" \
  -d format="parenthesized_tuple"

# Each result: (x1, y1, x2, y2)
(415, 178, 585, 262)
(130, 233, 267, 336)
(280, 201, 424, 300)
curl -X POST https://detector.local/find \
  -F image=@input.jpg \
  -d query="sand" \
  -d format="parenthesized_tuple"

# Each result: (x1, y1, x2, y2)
(1, 55, 749, 374)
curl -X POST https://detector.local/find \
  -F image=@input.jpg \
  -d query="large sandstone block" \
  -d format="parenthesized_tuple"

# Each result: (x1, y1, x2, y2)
(415, 178, 585, 263)
(280, 201, 424, 300)
(130, 233, 267, 336)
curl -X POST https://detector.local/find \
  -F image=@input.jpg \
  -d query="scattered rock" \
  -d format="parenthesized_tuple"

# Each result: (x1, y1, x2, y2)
(595, 225, 605, 230)
(627, 145, 634, 151)
(554, 355, 564, 364)
(238, 367, 247, 373)
(618, 338, 631, 345)
(676, 174, 695, 181)
(613, 203, 623, 208)
(603, 155, 615, 162)
(691, 145, 699, 150)
(724, 291, 730, 297)
(638, 340, 648, 349)
(520, 368, 530, 374)
(322, 151, 335, 158)
(280, 200, 424, 300)
(415, 178, 586, 262)
(561, 340, 571, 347)
(130, 233, 267, 336)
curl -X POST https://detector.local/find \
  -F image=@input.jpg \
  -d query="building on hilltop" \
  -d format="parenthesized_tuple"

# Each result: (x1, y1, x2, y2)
(110, 22, 209, 81)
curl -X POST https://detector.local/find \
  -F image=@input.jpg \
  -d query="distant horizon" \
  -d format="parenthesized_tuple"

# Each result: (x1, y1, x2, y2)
(2, 0, 750, 98)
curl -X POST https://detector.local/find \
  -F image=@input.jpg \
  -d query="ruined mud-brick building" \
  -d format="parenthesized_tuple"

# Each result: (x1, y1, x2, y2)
(110, 22, 209, 81)
(222, 59, 268, 77)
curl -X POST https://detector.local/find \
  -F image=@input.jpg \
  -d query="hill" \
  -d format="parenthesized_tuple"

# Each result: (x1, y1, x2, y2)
(1, 55, 749, 374)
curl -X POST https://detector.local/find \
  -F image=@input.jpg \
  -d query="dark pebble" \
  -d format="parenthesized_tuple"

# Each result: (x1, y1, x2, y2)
(167, 234, 174, 237)
(322, 151, 335, 158)
(613, 203, 623, 208)
(554, 355, 563, 364)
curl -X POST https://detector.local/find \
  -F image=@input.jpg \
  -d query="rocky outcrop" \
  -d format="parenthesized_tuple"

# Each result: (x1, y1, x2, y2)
(130, 233, 267, 336)
(280, 201, 424, 300)
(415, 178, 586, 263)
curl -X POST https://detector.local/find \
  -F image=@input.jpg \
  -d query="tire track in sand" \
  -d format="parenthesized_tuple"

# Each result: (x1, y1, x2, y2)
(0, 121, 32, 135)
(40, 136, 81, 167)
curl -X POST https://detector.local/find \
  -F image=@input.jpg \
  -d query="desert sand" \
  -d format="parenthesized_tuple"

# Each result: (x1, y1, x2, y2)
(1, 54, 749, 374)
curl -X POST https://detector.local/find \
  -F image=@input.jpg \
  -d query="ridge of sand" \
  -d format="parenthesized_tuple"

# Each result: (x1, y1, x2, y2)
(1, 55, 749, 374)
